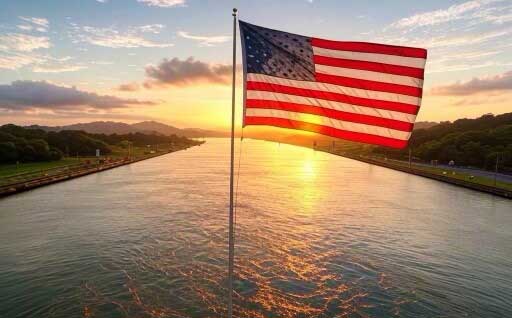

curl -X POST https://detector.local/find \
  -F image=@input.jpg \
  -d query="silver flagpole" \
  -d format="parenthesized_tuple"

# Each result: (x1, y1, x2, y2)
(228, 7, 237, 318)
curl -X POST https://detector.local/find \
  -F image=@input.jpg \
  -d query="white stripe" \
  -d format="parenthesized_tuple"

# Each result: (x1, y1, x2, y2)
(245, 108, 411, 140)
(247, 73, 421, 106)
(313, 47, 426, 69)
(246, 90, 417, 123)
(315, 64, 423, 88)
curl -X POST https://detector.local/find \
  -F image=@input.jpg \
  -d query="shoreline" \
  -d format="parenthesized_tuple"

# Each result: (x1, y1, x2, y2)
(0, 144, 201, 198)
(332, 151, 512, 199)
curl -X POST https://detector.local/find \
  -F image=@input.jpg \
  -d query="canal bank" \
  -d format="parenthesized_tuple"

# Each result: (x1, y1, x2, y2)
(330, 151, 512, 199)
(0, 143, 203, 198)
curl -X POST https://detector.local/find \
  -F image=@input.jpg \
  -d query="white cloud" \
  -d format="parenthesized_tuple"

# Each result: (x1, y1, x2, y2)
(0, 52, 46, 70)
(72, 25, 174, 48)
(390, 1, 485, 29)
(32, 64, 87, 73)
(0, 33, 51, 52)
(0, 41, 79, 72)
(137, 0, 185, 8)
(18, 16, 49, 32)
(137, 24, 165, 34)
(389, 0, 512, 30)
(177, 31, 230, 46)
(19, 16, 49, 28)
(17, 25, 33, 31)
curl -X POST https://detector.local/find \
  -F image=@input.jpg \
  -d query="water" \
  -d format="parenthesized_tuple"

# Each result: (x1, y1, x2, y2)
(0, 139, 511, 318)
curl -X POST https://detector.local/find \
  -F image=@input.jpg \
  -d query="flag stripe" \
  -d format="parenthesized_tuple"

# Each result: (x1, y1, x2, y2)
(311, 38, 428, 59)
(313, 46, 426, 68)
(247, 81, 418, 115)
(247, 81, 419, 115)
(247, 74, 420, 106)
(314, 55, 425, 79)
(315, 73, 423, 97)
(315, 64, 423, 88)
(244, 116, 409, 148)
(246, 90, 418, 123)
(246, 99, 414, 131)
(245, 108, 411, 140)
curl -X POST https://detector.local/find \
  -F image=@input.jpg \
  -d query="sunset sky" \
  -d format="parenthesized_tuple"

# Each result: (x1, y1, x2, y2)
(1, 0, 511, 130)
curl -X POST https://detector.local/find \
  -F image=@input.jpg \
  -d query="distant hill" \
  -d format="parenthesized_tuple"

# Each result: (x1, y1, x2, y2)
(26, 121, 228, 138)
(131, 121, 182, 135)
(413, 121, 438, 130)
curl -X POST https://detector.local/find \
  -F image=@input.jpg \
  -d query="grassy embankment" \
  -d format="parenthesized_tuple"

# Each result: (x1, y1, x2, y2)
(0, 144, 180, 185)
(372, 157, 512, 191)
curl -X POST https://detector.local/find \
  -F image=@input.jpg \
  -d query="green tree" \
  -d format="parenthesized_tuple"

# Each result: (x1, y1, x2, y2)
(0, 142, 18, 163)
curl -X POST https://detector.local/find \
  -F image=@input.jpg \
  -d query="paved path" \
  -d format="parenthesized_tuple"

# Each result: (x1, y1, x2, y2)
(405, 161, 512, 183)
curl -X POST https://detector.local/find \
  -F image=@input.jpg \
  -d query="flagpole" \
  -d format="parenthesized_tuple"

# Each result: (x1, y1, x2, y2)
(228, 7, 237, 318)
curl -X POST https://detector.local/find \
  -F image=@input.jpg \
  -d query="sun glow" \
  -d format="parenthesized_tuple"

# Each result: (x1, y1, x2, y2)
(301, 157, 316, 180)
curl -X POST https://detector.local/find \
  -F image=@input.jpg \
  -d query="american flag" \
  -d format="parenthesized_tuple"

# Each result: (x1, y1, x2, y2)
(239, 21, 427, 149)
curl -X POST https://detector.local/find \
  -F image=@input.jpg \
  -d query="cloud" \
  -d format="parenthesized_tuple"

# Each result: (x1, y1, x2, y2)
(32, 64, 87, 73)
(388, 1, 512, 31)
(390, 1, 484, 29)
(17, 25, 33, 31)
(431, 71, 512, 95)
(0, 52, 46, 70)
(426, 28, 511, 48)
(0, 33, 51, 52)
(18, 16, 49, 32)
(0, 81, 154, 111)
(117, 82, 140, 91)
(71, 25, 173, 48)
(177, 31, 230, 46)
(137, 0, 185, 8)
(19, 16, 49, 27)
(138, 24, 165, 34)
(0, 33, 51, 70)
(0, 51, 81, 72)
(451, 95, 508, 106)
(144, 57, 231, 87)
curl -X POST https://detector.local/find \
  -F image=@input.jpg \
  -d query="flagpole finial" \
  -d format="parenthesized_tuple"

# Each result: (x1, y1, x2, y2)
(232, 8, 238, 16)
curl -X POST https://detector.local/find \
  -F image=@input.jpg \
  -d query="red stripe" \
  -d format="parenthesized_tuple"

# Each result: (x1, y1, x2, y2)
(244, 116, 408, 148)
(246, 81, 419, 115)
(246, 99, 414, 131)
(315, 73, 422, 98)
(311, 38, 427, 59)
(314, 55, 424, 79)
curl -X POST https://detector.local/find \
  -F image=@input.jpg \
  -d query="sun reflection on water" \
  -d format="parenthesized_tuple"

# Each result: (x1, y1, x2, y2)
(65, 139, 446, 318)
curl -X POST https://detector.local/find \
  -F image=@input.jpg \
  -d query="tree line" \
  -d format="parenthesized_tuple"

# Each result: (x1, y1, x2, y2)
(0, 124, 198, 164)
(371, 113, 512, 172)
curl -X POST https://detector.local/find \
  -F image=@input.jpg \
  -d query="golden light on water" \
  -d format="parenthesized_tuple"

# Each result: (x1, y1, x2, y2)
(265, 144, 328, 216)
(301, 157, 316, 180)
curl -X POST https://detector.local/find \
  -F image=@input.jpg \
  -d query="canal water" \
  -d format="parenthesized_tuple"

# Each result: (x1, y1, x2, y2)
(0, 139, 511, 317)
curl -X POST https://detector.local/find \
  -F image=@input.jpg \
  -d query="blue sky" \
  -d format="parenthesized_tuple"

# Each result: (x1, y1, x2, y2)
(1, 0, 512, 128)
